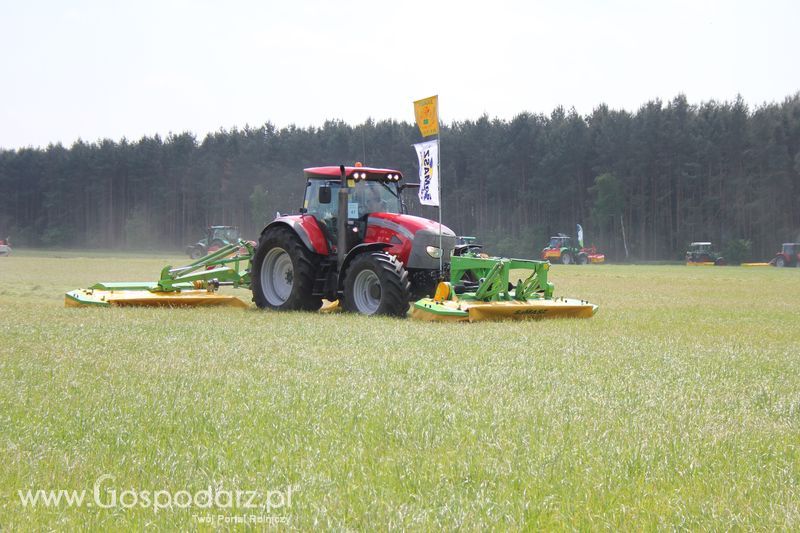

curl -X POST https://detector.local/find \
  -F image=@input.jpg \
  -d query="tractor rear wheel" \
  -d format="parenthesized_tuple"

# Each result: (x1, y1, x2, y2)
(561, 253, 573, 265)
(577, 253, 589, 265)
(251, 226, 321, 311)
(190, 245, 206, 259)
(343, 252, 410, 317)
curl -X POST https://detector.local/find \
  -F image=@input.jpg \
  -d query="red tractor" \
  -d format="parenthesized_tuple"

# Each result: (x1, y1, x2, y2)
(770, 243, 800, 267)
(250, 164, 456, 316)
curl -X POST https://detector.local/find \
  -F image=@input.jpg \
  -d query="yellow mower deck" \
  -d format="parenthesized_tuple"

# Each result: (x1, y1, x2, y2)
(412, 295, 597, 322)
(65, 241, 254, 309)
(65, 287, 248, 308)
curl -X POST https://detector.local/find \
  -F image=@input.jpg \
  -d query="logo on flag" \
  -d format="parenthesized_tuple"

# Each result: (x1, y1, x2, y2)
(414, 95, 439, 137)
(414, 139, 440, 207)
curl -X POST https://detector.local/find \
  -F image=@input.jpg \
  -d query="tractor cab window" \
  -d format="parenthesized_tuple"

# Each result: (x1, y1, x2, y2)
(549, 237, 565, 248)
(351, 180, 401, 217)
(304, 179, 401, 222)
(305, 180, 340, 221)
(211, 228, 238, 242)
(304, 180, 342, 241)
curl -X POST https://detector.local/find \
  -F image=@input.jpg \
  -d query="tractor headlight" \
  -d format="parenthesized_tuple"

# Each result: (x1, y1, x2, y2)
(426, 245, 442, 258)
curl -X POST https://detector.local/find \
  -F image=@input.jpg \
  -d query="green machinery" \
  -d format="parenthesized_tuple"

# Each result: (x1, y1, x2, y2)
(412, 253, 596, 322)
(66, 240, 598, 320)
(65, 241, 254, 307)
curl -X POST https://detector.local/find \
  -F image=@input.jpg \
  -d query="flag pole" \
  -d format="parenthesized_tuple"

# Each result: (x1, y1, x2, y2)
(437, 105, 443, 278)
(412, 95, 443, 278)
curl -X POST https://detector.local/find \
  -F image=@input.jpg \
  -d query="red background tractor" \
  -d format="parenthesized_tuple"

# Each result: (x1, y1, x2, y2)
(770, 243, 800, 267)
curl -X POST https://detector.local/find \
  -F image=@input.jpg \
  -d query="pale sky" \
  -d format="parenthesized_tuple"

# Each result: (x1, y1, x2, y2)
(1, 0, 798, 149)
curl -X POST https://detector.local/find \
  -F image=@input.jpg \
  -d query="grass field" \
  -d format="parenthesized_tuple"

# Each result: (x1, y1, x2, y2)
(1, 250, 799, 529)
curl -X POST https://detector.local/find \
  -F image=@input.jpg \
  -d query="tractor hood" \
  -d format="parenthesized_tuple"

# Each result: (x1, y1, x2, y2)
(366, 212, 457, 270)
(368, 212, 455, 238)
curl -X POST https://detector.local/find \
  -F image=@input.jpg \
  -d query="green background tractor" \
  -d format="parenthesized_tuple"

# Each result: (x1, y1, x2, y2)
(185, 226, 242, 259)
(685, 242, 726, 265)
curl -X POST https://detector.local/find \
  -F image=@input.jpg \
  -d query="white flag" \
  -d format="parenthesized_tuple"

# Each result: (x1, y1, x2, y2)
(414, 139, 439, 207)
(577, 224, 584, 248)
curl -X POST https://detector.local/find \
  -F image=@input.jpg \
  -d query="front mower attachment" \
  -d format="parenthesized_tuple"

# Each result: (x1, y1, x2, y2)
(65, 241, 254, 308)
(412, 255, 597, 322)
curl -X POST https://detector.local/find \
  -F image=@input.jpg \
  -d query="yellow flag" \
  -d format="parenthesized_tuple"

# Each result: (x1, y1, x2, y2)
(414, 95, 439, 137)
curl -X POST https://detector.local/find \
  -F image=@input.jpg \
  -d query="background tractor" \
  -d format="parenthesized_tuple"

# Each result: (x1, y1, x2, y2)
(250, 164, 457, 317)
(455, 235, 484, 256)
(685, 242, 726, 265)
(541, 225, 605, 265)
(770, 243, 800, 267)
(185, 226, 245, 259)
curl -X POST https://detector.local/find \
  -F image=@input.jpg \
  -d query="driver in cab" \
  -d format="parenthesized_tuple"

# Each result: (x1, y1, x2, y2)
(357, 182, 384, 216)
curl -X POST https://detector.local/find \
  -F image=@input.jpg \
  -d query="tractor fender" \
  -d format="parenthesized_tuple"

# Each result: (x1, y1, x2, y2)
(338, 242, 392, 291)
(261, 216, 329, 255)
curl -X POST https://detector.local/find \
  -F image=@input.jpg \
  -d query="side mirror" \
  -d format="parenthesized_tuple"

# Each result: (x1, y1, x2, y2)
(399, 183, 420, 192)
(318, 185, 332, 204)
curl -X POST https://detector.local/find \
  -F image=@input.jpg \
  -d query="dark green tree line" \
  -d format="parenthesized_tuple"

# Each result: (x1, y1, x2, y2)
(1, 94, 798, 260)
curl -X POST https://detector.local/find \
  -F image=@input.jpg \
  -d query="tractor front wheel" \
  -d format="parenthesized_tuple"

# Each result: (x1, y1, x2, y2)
(775, 256, 786, 268)
(251, 226, 321, 311)
(561, 253, 573, 265)
(343, 252, 410, 317)
(577, 253, 589, 265)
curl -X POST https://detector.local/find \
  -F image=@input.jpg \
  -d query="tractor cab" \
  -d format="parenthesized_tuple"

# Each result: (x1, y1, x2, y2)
(686, 242, 725, 265)
(208, 226, 240, 243)
(689, 242, 712, 254)
(300, 165, 410, 258)
(304, 168, 403, 238)
(548, 235, 571, 249)
(782, 243, 799, 256)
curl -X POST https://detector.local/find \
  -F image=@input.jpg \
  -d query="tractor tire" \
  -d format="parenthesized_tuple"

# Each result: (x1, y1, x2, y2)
(714, 257, 726, 266)
(561, 253, 573, 265)
(775, 256, 786, 268)
(190, 245, 206, 259)
(577, 253, 589, 265)
(251, 226, 322, 311)
(343, 252, 410, 317)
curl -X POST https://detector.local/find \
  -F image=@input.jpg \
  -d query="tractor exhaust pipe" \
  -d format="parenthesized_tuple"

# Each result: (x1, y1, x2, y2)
(337, 164, 348, 271)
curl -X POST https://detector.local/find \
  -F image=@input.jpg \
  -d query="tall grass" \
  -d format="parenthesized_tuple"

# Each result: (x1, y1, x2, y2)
(0, 251, 798, 529)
